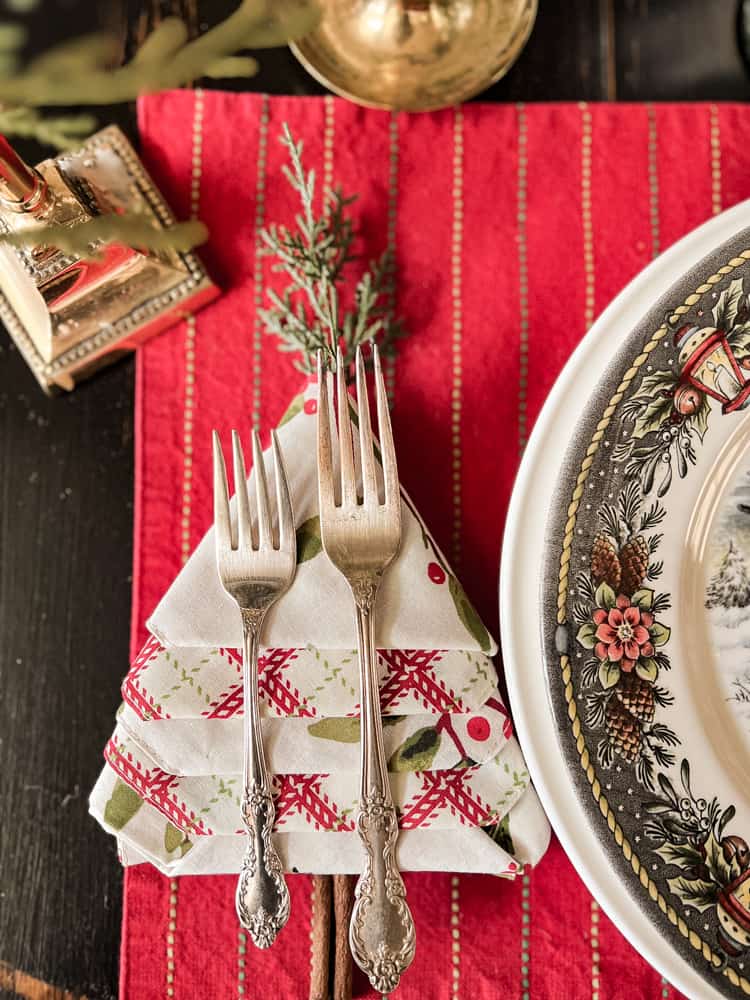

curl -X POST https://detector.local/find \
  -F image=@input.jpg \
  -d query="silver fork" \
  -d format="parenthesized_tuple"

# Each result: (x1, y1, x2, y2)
(317, 344, 416, 995)
(213, 429, 295, 949)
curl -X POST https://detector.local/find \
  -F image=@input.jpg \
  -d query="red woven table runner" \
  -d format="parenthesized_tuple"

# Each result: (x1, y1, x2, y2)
(123, 92, 750, 999)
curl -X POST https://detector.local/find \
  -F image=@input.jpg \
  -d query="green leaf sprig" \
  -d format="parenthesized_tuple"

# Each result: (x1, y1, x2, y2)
(259, 124, 403, 373)
(0, 1, 320, 148)
(0, 105, 96, 149)
(2, 214, 208, 258)
(0, 2, 319, 107)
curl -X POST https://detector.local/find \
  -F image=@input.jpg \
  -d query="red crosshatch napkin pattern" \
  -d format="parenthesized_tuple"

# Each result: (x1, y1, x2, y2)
(122, 91, 750, 999)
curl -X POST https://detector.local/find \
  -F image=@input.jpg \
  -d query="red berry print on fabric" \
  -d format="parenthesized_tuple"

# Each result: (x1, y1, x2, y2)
(467, 716, 490, 742)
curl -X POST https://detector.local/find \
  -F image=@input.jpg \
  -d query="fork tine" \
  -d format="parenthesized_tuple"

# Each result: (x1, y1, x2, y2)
(373, 345, 398, 508)
(355, 345, 378, 504)
(336, 347, 357, 506)
(317, 351, 335, 513)
(252, 430, 271, 549)
(271, 429, 294, 552)
(213, 431, 234, 551)
(232, 430, 253, 550)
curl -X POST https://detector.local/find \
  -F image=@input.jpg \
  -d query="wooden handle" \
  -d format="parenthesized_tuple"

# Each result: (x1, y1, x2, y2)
(309, 875, 332, 1000)
(333, 875, 354, 1000)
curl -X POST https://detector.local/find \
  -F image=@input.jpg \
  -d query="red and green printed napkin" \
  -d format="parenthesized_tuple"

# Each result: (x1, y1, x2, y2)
(91, 381, 549, 874)
(116, 91, 750, 998)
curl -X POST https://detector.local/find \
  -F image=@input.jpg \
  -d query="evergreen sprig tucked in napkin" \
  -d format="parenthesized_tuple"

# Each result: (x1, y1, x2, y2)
(90, 385, 550, 876)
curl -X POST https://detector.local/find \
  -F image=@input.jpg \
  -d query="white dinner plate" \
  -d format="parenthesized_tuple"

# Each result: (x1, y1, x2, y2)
(502, 199, 750, 1000)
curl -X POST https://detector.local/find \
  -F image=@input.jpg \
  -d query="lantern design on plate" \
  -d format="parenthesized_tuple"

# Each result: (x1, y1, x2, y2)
(717, 868, 750, 956)
(674, 324, 750, 413)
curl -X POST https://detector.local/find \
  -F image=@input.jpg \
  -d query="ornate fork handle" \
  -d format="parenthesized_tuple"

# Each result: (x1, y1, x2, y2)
(236, 608, 290, 949)
(349, 581, 416, 995)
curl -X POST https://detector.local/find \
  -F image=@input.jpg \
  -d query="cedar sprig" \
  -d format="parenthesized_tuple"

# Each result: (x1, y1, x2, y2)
(0, 106, 97, 149)
(0, 3, 319, 107)
(2, 213, 208, 258)
(0, 1, 320, 147)
(259, 124, 402, 373)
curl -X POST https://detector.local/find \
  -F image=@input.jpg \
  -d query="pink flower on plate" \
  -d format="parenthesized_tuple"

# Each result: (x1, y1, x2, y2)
(593, 595, 654, 673)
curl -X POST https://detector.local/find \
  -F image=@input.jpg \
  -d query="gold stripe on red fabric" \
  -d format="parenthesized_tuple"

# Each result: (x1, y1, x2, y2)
(710, 104, 722, 216)
(251, 94, 270, 432)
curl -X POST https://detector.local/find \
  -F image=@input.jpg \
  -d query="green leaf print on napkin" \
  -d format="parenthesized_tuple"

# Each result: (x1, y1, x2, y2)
(448, 575, 491, 652)
(278, 392, 305, 427)
(296, 515, 322, 564)
(103, 779, 143, 830)
(308, 717, 361, 742)
(485, 813, 514, 855)
(164, 822, 193, 857)
(388, 726, 440, 772)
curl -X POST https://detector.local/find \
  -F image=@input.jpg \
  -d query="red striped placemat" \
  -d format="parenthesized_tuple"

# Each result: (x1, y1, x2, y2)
(122, 92, 750, 998)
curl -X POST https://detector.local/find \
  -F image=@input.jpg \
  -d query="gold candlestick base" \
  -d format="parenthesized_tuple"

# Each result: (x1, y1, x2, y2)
(0, 125, 218, 394)
(291, 0, 537, 112)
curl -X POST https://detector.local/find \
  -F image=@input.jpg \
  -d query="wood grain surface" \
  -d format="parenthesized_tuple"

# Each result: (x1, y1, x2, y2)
(0, 2, 748, 998)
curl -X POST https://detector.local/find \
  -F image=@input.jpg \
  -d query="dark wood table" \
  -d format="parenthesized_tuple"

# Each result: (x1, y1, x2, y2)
(0, 2, 748, 998)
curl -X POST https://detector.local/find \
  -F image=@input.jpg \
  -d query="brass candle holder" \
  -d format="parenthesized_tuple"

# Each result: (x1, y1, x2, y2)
(291, 0, 538, 112)
(0, 126, 218, 394)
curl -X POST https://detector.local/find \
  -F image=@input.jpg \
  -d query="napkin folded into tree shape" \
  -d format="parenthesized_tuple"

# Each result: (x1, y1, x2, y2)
(148, 383, 497, 654)
(90, 384, 550, 876)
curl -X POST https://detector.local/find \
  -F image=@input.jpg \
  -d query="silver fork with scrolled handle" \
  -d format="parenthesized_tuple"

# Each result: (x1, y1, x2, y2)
(213, 428, 295, 948)
(317, 344, 416, 995)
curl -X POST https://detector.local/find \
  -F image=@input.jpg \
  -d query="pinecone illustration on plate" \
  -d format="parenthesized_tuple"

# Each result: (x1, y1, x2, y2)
(604, 694, 642, 762)
(588, 481, 663, 599)
(619, 534, 650, 596)
(591, 532, 622, 592)
(614, 673, 655, 724)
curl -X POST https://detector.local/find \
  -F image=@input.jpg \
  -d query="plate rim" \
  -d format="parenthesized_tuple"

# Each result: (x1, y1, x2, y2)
(500, 197, 750, 1000)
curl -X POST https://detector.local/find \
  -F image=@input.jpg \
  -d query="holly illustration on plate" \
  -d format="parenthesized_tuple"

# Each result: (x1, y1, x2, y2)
(644, 761, 750, 960)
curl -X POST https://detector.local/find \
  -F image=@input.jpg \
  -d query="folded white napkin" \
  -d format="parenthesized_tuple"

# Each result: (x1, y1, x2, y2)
(113, 828, 534, 877)
(91, 383, 550, 876)
(91, 765, 550, 876)
(100, 723, 530, 834)
(119, 635, 503, 774)
(118, 693, 512, 776)
(148, 385, 497, 654)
